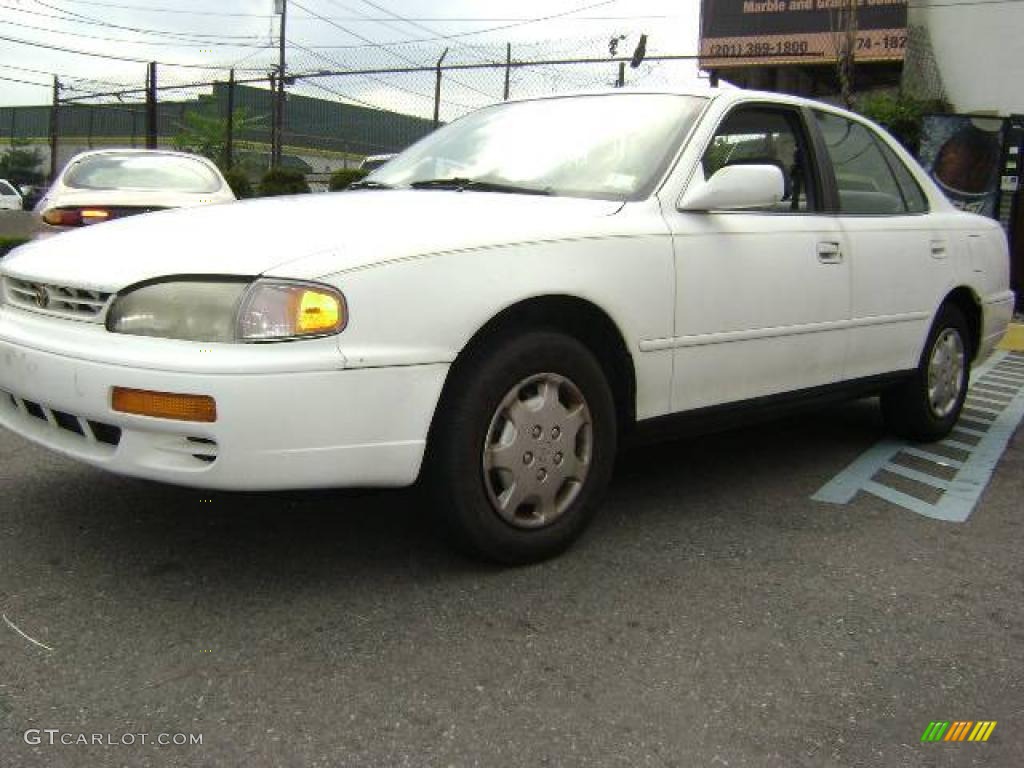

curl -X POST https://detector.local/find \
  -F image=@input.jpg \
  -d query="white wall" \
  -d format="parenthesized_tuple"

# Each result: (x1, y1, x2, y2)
(912, 3, 1024, 115)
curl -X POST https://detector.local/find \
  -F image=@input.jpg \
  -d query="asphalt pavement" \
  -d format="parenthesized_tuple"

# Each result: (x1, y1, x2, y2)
(1, 386, 1021, 767)
(0, 210, 44, 240)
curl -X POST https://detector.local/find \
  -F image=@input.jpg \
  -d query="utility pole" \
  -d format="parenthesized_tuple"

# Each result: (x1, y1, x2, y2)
(274, 0, 287, 167)
(503, 43, 512, 101)
(146, 61, 157, 149)
(48, 75, 59, 181)
(225, 69, 235, 171)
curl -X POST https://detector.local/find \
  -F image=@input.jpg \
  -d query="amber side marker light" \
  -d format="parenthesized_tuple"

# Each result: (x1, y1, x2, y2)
(112, 387, 217, 423)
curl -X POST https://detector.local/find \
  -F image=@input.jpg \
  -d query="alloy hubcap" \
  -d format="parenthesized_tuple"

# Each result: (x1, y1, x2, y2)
(482, 373, 593, 529)
(927, 328, 965, 419)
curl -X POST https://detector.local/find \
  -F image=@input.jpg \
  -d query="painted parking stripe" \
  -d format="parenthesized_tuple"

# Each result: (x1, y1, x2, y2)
(813, 351, 1024, 522)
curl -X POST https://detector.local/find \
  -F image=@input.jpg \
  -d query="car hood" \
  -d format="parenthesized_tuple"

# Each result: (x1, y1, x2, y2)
(2, 190, 623, 291)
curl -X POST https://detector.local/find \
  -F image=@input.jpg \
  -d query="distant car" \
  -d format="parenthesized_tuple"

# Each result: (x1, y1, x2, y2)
(0, 179, 23, 211)
(36, 149, 235, 230)
(0, 90, 1014, 564)
(359, 153, 396, 172)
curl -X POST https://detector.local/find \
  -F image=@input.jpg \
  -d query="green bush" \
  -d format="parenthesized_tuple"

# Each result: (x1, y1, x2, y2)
(258, 168, 310, 197)
(0, 237, 30, 257)
(223, 167, 254, 199)
(857, 92, 950, 155)
(329, 168, 369, 191)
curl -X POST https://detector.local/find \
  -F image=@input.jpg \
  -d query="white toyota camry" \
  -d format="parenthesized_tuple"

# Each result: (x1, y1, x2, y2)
(0, 89, 1014, 563)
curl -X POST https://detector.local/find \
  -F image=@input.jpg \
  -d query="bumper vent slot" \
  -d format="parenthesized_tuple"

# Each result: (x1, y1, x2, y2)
(1, 390, 122, 447)
(186, 436, 219, 464)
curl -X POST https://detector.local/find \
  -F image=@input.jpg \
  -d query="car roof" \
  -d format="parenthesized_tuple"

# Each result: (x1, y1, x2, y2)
(63, 148, 222, 165)
(502, 86, 863, 123)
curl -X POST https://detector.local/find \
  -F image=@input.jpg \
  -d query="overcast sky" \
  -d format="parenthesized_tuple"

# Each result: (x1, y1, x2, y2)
(0, 0, 705, 114)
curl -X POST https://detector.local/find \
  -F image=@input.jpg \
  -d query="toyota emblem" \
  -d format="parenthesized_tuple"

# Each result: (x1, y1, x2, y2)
(33, 285, 49, 309)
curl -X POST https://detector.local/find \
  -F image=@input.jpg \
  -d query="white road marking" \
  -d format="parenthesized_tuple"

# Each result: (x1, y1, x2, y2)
(813, 351, 1024, 522)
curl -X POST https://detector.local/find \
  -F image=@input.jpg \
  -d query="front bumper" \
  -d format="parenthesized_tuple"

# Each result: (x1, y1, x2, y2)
(0, 307, 447, 490)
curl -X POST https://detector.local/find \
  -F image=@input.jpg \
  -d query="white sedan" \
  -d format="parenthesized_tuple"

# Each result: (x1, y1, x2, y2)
(0, 89, 1014, 563)
(35, 149, 235, 230)
(0, 178, 23, 211)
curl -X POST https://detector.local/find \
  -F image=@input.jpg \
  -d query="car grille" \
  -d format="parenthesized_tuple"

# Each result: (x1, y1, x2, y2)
(4, 277, 112, 321)
(1, 389, 122, 447)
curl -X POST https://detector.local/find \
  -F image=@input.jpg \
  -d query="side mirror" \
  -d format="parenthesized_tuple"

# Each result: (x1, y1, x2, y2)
(678, 164, 785, 212)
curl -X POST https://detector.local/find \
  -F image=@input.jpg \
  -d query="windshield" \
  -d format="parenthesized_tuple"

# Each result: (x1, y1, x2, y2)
(64, 153, 223, 193)
(369, 94, 707, 201)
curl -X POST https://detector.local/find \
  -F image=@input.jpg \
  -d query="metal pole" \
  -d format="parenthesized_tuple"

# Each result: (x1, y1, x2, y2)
(275, 0, 287, 167)
(616, 61, 625, 88)
(269, 73, 277, 168)
(503, 43, 511, 101)
(146, 61, 158, 149)
(48, 75, 59, 181)
(434, 47, 449, 128)
(225, 69, 235, 170)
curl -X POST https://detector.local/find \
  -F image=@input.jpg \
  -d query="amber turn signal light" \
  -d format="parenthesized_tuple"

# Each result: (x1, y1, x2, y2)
(111, 387, 217, 422)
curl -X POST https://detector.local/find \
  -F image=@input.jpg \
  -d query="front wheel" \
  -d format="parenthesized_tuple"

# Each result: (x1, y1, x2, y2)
(881, 304, 971, 441)
(429, 331, 617, 564)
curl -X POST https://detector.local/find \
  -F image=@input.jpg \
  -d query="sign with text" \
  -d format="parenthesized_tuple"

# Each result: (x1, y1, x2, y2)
(699, 0, 908, 68)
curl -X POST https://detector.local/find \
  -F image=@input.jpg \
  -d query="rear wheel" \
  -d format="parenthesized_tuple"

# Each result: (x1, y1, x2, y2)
(429, 331, 617, 564)
(881, 304, 970, 441)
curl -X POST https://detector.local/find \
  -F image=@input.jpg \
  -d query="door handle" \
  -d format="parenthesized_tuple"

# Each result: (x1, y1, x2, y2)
(817, 241, 842, 264)
(930, 240, 948, 259)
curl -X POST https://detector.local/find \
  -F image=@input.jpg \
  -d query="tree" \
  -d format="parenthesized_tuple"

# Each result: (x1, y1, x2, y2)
(0, 140, 45, 187)
(173, 107, 261, 171)
(830, 0, 859, 109)
(857, 92, 950, 155)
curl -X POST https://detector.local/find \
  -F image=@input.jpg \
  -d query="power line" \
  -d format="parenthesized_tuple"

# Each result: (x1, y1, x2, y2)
(28, 0, 276, 17)
(3, 1, 268, 42)
(354, 0, 596, 90)
(46, 0, 674, 22)
(0, 73, 51, 87)
(288, 38, 470, 110)
(291, 0, 494, 101)
(0, 17, 277, 48)
(0, 31, 264, 70)
(288, 0, 622, 49)
(321, 0, 504, 99)
(0, 62, 56, 77)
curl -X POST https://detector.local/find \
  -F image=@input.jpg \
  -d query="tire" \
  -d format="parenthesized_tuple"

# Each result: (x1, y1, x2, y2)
(428, 330, 617, 564)
(881, 303, 971, 442)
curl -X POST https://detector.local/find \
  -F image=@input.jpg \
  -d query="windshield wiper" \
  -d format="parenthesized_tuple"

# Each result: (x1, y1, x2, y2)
(347, 179, 394, 190)
(408, 177, 551, 196)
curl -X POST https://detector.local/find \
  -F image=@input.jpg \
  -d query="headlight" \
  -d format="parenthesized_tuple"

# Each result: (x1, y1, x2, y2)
(107, 279, 347, 342)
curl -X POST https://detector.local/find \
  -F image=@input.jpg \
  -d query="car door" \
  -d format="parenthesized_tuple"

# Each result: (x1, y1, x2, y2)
(811, 109, 945, 379)
(0, 180, 23, 210)
(661, 104, 851, 413)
